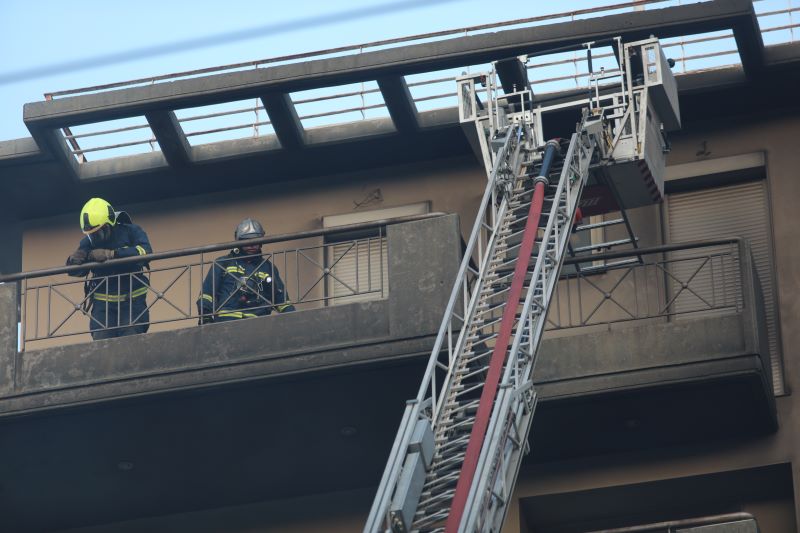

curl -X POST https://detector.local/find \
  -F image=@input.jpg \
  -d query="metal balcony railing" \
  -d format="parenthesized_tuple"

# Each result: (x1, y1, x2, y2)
(545, 238, 746, 331)
(0, 213, 442, 351)
(0, 233, 754, 352)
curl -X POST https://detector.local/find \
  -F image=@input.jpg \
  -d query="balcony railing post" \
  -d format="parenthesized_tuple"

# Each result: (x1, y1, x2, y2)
(736, 237, 750, 314)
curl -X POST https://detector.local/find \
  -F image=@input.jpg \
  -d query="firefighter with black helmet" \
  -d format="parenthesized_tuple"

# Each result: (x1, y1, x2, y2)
(66, 198, 153, 340)
(197, 218, 295, 323)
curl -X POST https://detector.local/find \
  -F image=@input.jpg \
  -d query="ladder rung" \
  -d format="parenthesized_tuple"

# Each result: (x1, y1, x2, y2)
(572, 237, 636, 253)
(578, 257, 639, 273)
(459, 365, 490, 381)
(467, 331, 497, 343)
(463, 349, 493, 365)
(450, 381, 484, 398)
(573, 218, 624, 231)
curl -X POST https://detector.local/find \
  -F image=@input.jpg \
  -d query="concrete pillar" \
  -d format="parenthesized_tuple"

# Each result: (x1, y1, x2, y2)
(387, 214, 461, 339)
(0, 283, 17, 395)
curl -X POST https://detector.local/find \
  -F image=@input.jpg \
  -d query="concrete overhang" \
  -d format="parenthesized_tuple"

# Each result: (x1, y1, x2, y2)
(4, 0, 799, 221)
(521, 464, 792, 532)
(20, 0, 758, 128)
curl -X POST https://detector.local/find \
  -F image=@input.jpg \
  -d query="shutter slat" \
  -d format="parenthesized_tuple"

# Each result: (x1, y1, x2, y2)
(329, 237, 388, 305)
(668, 180, 783, 394)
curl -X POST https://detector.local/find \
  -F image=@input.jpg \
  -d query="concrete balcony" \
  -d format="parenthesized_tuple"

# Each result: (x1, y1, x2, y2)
(531, 239, 777, 461)
(0, 214, 462, 412)
(0, 220, 776, 531)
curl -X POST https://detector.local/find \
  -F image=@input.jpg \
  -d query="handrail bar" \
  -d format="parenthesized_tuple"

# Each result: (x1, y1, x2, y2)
(0, 212, 446, 283)
(584, 511, 756, 533)
(563, 237, 742, 265)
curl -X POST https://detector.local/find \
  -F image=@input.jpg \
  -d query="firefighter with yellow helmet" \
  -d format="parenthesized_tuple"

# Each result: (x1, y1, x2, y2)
(66, 198, 153, 340)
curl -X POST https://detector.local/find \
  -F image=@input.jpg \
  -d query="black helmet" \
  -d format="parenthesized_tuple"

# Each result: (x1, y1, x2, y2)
(235, 218, 265, 240)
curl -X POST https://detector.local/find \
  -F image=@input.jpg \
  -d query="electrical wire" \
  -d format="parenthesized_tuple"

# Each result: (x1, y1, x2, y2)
(0, 0, 461, 85)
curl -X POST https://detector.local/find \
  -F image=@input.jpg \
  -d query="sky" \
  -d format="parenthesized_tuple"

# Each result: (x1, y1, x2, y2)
(0, 0, 794, 145)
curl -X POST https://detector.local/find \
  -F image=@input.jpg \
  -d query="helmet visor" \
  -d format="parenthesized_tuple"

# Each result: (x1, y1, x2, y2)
(86, 224, 112, 245)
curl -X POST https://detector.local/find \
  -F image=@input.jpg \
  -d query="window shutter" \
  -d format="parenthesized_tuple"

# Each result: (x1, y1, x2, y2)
(329, 237, 388, 305)
(667, 180, 783, 394)
(323, 202, 429, 306)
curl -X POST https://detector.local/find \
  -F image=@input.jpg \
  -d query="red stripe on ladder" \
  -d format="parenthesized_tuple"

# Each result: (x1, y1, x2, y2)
(445, 181, 547, 532)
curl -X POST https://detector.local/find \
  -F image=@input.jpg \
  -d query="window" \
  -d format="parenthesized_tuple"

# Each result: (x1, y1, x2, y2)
(328, 236, 387, 305)
(322, 202, 430, 305)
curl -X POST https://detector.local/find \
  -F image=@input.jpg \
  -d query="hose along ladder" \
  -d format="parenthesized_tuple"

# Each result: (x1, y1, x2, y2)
(366, 37, 678, 533)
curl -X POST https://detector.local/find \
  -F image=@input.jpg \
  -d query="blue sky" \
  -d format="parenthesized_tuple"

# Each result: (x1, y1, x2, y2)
(0, 0, 795, 144)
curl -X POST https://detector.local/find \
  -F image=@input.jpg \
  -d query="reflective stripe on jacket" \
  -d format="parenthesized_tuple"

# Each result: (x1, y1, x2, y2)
(67, 222, 153, 298)
(197, 251, 295, 318)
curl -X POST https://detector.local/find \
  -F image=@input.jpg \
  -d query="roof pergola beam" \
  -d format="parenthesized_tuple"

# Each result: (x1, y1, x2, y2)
(377, 75, 419, 133)
(495, 57, 533, 106)
(261, 93, 305, 150)
(145, 110, 192, 167)
(28, 128, 80, 182)
(731, 3, 765, 79)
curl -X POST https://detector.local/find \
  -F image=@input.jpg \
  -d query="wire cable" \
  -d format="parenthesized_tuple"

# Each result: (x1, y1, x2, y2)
(0, 0, 461, 85)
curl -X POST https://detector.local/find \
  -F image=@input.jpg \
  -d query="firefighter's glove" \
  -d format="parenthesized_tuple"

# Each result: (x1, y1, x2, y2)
(67, 249, 88, 266)
(88, 249, 115, 262)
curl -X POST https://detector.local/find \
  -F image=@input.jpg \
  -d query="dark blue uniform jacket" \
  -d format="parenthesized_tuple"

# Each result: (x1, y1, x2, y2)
(67, 220, 152, 302)
(198, 251, 295, 319)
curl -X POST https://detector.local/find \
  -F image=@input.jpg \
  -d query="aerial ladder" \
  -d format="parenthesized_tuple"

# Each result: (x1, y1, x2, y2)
(365, 37, 680, 533)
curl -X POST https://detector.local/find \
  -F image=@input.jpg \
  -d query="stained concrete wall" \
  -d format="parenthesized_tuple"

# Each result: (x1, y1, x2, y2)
(0, 284, 16, 396)
(0, 216, 22, 275)
(55, 487, 375, 533)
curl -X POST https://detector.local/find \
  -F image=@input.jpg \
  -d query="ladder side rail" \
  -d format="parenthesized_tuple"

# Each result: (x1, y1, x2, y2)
(434, 193, 513, 422)
(364, 126, 518, 533)
(407, 133, 533, 532)
(432, 131, 524, 423)
(364, 399, 419, 530)
(444, 137, 558, 533)
(459, 132, 583, 530)
(489, 134, 595, 533)
(463, 131, 596, 532)
(406, 125, 516, 413)
(471, 371, 530, 533)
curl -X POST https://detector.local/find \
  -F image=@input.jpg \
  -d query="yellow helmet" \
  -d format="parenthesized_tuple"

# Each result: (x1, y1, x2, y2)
(80, 198, 117, 235)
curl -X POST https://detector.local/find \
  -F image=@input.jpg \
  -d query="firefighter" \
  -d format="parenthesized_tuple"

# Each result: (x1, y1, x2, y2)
(197, 218, 295, 324)
(66, 198, 153, 340)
